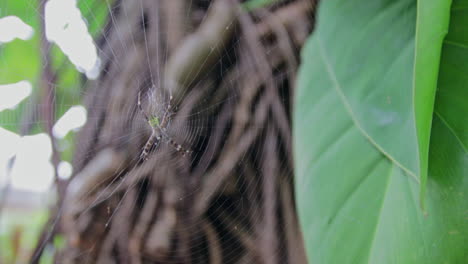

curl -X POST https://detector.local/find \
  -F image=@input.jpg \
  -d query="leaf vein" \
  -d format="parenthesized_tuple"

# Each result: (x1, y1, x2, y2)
(434, 111, 467, 152)
(316, 36, 419, 183)
(366, 164, 394, 263)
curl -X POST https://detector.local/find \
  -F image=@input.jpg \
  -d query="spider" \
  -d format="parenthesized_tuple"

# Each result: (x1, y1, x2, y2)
(137, 90, 191, 161)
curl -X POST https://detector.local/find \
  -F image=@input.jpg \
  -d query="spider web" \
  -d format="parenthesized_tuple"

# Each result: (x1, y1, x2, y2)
(0, 0, 313, 263)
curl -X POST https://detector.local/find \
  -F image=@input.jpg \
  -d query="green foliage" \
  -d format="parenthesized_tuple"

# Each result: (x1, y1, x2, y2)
(413, 0, 452, 207)
(77, 0, 109, 37)
(58, 131, 76, 163)
(0, 0, 109, 258)
(294, 0, 467, 263)
(53, 234, 66, 250)
(0, 0, 109, 135)
(0, 0, 41, 134)
(0, 37, 40, 84)
(0, 0, 40, 85)
(0, 210, 48, 263)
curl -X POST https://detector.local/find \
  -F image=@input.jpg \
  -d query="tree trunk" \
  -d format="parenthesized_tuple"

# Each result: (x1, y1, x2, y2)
(60, 0, 314, 263)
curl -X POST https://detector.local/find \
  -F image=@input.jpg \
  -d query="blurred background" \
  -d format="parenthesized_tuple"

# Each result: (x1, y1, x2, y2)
(1, 0, 100, 262)
(0, 0, 313, 263)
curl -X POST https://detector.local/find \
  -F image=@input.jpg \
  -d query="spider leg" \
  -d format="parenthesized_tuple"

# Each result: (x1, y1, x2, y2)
(160, 95, 174, 130)
(166, 95, 173, 112)
(138, 90, 150, 122)
(164, 133, 192, 156)
(140, 130, 162, 161)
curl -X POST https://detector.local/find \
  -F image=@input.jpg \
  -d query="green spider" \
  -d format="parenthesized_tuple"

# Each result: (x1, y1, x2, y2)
(138, 91, 191, 161)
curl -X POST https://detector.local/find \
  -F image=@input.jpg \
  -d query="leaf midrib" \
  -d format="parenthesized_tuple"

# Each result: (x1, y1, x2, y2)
(316, 36, 419, 183)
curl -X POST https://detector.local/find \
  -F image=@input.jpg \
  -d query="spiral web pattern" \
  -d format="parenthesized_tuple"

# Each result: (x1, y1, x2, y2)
(0, 0, 315, 263)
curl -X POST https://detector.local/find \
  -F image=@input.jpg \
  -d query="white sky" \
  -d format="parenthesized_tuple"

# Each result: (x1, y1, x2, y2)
(0, 0, 96, 193)
(0, 81, 32, 111)
(5, 133, 55, 192)
(53, 105, 87, 139)
(46, 0, 101, 79)
(0, 16, 34, 43)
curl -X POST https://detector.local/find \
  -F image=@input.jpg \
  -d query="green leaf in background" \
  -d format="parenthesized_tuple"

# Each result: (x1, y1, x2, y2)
(0, 92, 43, 134)
(0, 209, 48, 263)
(294, 0, 467, 263)
(0, 0, 56, 135)
(50, 45, 83, 119)
(0, 37, 40, 84)
(78, 0, 111, 37)
(59, 131, 76, 163)
(53, 234, 66, 250)
(0, 0, 40, 84)
(0, 0, 106, 135)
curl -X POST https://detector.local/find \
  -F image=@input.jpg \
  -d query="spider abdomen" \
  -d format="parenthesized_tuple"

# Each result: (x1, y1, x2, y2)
(140, 131, 161, 161)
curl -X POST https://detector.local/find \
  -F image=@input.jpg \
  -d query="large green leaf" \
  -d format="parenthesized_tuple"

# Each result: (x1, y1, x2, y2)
(413, 0, 452, 205)
(294, 0, 467, 263)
